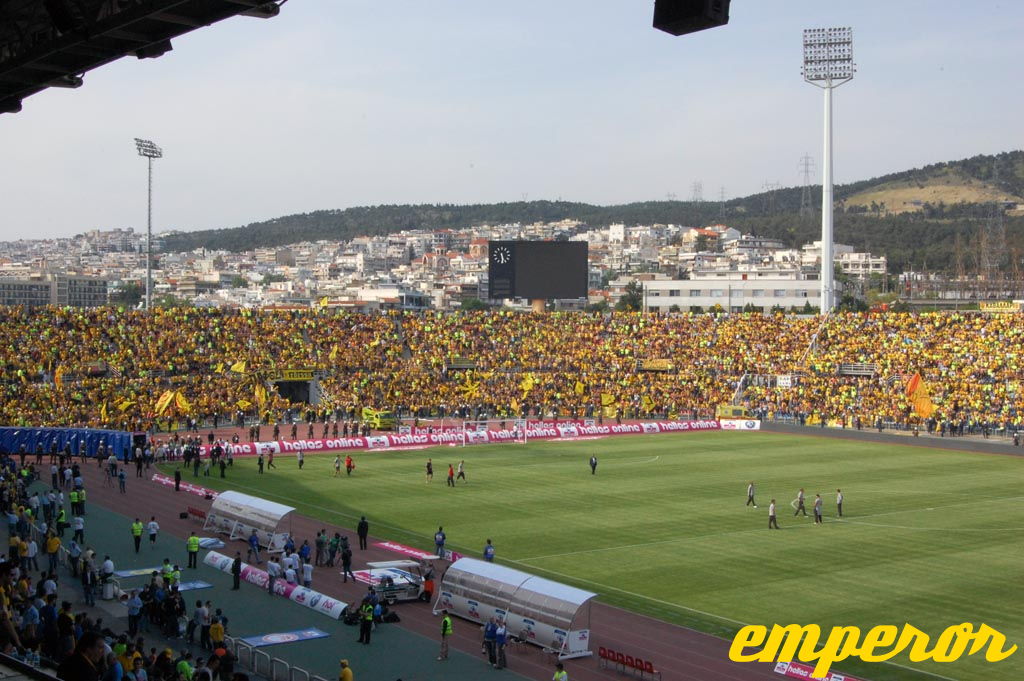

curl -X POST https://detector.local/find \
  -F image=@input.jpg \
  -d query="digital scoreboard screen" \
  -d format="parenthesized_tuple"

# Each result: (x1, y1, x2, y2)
(488, 241, 588, 300)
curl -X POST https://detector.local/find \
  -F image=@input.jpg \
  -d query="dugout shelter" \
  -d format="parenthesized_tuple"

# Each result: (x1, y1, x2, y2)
(203, 490, 294, 553)
(433, 557, 596, 659)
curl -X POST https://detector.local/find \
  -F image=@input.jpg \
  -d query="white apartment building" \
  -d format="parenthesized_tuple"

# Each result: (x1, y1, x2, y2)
(630, 269, 822, 313)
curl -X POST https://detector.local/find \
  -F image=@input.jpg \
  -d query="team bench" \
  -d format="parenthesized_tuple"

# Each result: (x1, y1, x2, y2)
(598, 646, 661, 680)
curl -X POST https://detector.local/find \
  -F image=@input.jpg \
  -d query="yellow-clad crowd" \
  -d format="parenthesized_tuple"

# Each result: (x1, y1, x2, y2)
(1, 306, 1022, 431)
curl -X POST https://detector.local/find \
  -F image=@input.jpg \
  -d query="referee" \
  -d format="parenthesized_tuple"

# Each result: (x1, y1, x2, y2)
(768, 499, 780, 529)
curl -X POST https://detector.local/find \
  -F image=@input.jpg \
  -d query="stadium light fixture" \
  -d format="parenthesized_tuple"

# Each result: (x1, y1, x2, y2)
(134, 138, 163, 310)
(802, 27, 855, 314)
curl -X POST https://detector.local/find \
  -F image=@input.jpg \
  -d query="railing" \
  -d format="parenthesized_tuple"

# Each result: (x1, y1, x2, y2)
(222, 635, 325, 681)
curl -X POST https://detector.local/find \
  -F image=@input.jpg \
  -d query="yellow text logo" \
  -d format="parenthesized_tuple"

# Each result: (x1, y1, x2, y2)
(729, 623, 1016, 678)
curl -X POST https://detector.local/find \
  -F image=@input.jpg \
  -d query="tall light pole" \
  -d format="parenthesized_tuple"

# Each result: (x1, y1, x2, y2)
(134, 138, 163, 310)
(802, 27, 854, 314)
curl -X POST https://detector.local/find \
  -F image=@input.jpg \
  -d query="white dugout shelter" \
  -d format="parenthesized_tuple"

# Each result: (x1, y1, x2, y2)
(433, 557, 596, 659)
(203, 490, 294, 553)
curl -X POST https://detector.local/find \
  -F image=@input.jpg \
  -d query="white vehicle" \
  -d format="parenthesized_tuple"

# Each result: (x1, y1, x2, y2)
(365, 558, 439, 604)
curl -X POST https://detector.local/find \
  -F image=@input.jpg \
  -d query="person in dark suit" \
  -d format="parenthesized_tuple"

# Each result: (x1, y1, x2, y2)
(231, 552, 242, 590)
(589, 456, 598, 475)
(357, 517, 369, 550)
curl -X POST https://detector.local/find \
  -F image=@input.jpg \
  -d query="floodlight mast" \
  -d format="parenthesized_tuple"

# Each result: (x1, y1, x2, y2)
(134, 138, 163, 310)
(802, 27, 854, 314)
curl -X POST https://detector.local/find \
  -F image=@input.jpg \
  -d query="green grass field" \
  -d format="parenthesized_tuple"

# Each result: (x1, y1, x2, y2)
(162, 432, 1023, 681)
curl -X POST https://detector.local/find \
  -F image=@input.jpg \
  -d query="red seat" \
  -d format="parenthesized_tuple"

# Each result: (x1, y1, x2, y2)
(644, 660, 662, 680)
(625, 655, 635, 669)
(633, 656, 645, 670)
(615, 651, 627, 669)
(598, 646, 608, 659)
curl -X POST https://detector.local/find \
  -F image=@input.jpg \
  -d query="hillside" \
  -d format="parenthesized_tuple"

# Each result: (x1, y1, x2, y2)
(160, 150, 1024, 273)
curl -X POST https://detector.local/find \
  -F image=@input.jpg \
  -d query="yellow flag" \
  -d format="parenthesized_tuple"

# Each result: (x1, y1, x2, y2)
(236, 399, 252, 410)
(100, 402, 108, 422)
(329, 345, 338, 362)
(601, 393, 615, 407)
(319, 296, 330, 309)
(574, 381, 585, 396)
(230, 360, 247, 373)
(254, 383, 268, 409)
(174, 391, 191, 412)
(642, 395, 655, 412)
(215, 362, 225, 374)
(116, 399, 135, 412)
(910, 379, 936, 419)
(154, 390, 175, 416)
(54, 366, 65, 390)
(510, 397, 519, 412)
(519, 373, 536, 396)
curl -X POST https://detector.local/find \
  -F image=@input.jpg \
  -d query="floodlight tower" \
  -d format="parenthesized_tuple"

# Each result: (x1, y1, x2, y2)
(134, 138, 163, 310)
(802, 27, 854, 313)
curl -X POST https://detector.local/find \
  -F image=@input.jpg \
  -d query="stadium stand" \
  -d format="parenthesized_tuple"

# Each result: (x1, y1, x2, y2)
(0, 307, 1022, 436)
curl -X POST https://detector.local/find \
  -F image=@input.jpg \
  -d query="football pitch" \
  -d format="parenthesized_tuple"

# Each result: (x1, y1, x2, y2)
(165, 431, 1023, 681)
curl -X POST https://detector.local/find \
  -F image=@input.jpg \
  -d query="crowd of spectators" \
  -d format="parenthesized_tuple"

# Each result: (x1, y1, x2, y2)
(1, 306, 1022, 433)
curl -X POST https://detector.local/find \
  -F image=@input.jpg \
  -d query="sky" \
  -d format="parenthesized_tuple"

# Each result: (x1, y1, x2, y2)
(0, 0, 1021, 240)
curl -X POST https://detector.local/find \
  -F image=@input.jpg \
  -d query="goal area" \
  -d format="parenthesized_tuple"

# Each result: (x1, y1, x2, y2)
(460, 419, 528, 446)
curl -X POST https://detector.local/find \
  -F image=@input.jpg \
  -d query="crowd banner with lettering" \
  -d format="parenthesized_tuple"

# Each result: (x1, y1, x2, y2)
(199, 420, 722, 457)
(203, 551, 348, 619)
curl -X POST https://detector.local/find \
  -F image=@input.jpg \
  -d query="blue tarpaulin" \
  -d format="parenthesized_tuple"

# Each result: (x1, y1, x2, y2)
(0, 427, 132, 459)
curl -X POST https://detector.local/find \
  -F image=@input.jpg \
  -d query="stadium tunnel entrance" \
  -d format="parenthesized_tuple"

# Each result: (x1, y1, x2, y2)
(274, 378, 322, 405)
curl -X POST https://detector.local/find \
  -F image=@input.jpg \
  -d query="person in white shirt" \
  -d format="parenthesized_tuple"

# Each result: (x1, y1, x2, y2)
(266, 558, 281, 594)
(836, 489, 844, 517)
(813, 494, 823, 524)
(147, 517, 160, 547)
(101, 555, 115, 580)
(746, 481, 757, 508)
(768, 499, 780, 529)
(794, 488, 807, 517)
(26, 539, 39, 571)
(284, 566, 297, 585)
(302, 562, 313, 588)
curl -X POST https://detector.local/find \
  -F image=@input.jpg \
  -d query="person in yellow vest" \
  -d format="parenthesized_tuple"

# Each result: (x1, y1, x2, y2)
(68, 490, 78, 516)
(161, 559, 174, 584)
(170, 565, 181, 587)
(78, 488, 87, 514)
(131, 518, 144, 553)
(437, 609, 453, 661)
(186, 532, 200, 569)
(552, 662, 568, 681)
(55, 507, 67, 537)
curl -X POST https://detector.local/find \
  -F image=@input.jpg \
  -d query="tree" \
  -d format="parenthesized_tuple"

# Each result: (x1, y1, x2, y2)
(230, 275, 248, 288)
(694, 233, 710, 252)
(615, 281, 643, 312)
(585, 300, 609, 313)
(460, 298, 490, 311)
(110, 282, 142, 308)
(668, 304, 681, 313)
(261, 273, 288, 285)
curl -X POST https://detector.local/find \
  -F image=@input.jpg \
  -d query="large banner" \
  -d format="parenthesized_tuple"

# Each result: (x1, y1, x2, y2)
(203, 551, 348, 619)
(200, 420, 721, 457)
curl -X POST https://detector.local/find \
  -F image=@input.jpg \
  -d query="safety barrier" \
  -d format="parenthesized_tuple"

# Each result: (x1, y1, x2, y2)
(221, 635, 323, 681)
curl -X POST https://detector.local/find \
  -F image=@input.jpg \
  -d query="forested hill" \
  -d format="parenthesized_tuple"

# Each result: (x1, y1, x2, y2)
(161, 150, 1024, 273)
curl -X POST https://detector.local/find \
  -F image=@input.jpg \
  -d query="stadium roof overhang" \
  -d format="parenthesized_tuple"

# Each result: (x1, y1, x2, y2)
(0, 0, 286, 115)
